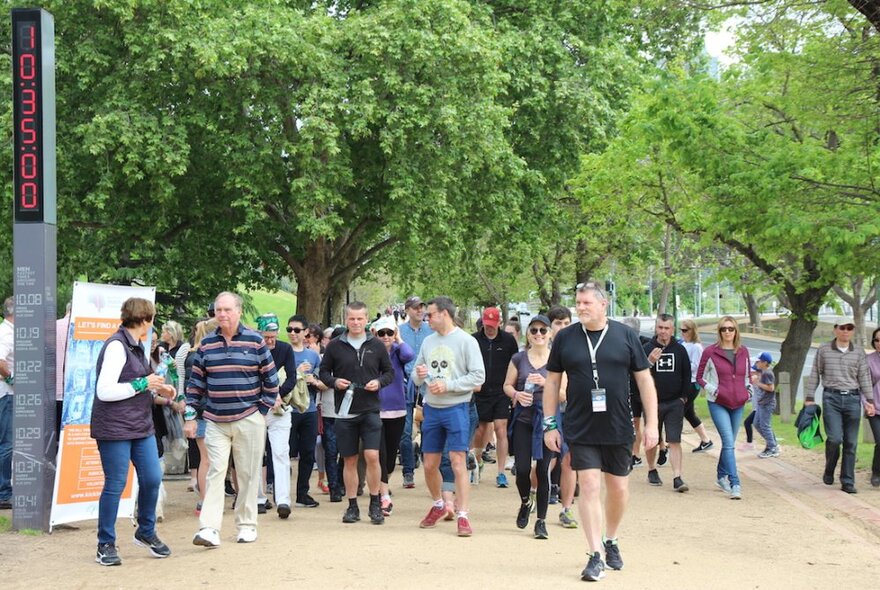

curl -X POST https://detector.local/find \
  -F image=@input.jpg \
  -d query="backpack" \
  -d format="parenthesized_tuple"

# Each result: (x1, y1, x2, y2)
(795, 404, 823, 449)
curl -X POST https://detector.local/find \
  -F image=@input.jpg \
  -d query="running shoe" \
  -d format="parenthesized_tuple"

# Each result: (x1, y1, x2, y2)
(403, 473, 416, 489)
(496, 473, 509, 488)
(604, 540, 623, 570)
(133, 530, 171, 558)
(657, 449, 668, 466)
(381, 497, 393, 517)
(758, 448, 780, 459)
(295, 494, 320, 508)
(419, 505, 446, 528)
(534, 518, 548, 540)
(96, 542, 122, 566)
(481, 450, 496, 464)
(466, 450, 477, 471)
(257, 502, 267, 514)
(317, 481, 330, 494)
(581, 552, 606, 581)
(673, 477, 689, 493)
(457, 516, 473, 537)
(871, 474, 880, 488)
(647, 469, 662, 486)
(559, 506, 578, 528)
(716, 477, 732, 494)
(224, 480, 236, 497)
(368, 498, 385, 524)
(692, 440, 714, 453)
(505, 457, 515, 472)
(516, 501, 531, 529)
(237, 527, 257, 543)
(548, 484, 560, 505)
(342, 504, 361, 523)
(486, 442, 496, 451)
(193, 527, 221, 548)
(631, 455, 643, 468)
(729, 484, 742, 500)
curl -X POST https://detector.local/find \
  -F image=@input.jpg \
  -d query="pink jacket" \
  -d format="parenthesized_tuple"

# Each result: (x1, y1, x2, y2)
(697, 343, 751, 410)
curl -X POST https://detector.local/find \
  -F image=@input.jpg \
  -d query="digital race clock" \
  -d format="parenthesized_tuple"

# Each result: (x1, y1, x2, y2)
(12, 8, 56, 224)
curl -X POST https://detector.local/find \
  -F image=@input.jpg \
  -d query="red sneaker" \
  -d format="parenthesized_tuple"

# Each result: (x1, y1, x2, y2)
(457, 516, 473, 537)
(318, 481, 330, 494)
(419, 505, 447, 528)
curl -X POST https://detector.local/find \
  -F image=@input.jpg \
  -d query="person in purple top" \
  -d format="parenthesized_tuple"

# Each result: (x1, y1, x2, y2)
(373, 316, 415, 515)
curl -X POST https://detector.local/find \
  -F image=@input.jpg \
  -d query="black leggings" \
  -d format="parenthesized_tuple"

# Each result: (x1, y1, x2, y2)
(379, 416, 406, 484)
(683, 383, 702, 429)
(744, 410, 756, 443)
(513, 421, 553, 520)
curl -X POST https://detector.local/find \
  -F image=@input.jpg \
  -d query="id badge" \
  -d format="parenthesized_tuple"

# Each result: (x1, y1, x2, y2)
(591, 388, 607, 412)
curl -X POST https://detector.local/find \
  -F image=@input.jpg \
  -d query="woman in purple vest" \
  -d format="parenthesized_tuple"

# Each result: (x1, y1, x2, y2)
(91, 298, 176, 566)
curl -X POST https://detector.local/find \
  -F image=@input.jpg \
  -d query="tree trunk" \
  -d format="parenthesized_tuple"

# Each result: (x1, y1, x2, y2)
(773, 287, 830, 413)
(832, 276, 877, 347)
(743, 292, 760, 327)
(657, 281, 671, 314)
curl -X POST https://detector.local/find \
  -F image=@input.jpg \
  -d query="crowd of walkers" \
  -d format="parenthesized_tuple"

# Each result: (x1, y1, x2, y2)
(81, 285, 879, 582)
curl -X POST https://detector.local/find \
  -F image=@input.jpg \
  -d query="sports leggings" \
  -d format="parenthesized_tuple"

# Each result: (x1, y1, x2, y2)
(379, 416, 406, 484)
(512, 420, 552, 520)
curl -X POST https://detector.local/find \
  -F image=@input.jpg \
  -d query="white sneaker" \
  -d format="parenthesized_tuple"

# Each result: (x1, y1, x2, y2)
(193, 527, 220, 548)
(504, 457, 515, 472)
(237, 527, 257, 543)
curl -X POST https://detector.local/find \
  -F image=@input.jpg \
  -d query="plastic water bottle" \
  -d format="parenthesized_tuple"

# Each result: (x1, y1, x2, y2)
(155, 351, 171, 378)
(524, 381, 536, 394)
(339, 383, 355, 417)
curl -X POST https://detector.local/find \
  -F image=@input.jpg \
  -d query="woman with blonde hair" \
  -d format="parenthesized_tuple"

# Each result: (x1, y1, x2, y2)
(185, 319, 218, 514)
(679, 319, 713, 453)
(697, 317, 750, 500)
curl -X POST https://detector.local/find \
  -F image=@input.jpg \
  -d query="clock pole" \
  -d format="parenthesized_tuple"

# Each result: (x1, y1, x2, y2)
(11, 8, 57, 532)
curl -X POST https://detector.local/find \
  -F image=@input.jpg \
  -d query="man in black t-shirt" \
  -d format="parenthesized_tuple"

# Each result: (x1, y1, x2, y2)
(643, 314, 691, 492)
(544, 282, 658, 582)
(472, 307, 519, 488)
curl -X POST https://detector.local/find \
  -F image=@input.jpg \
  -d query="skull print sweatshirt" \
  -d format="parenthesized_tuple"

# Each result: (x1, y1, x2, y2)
(411, 327, 486, 408)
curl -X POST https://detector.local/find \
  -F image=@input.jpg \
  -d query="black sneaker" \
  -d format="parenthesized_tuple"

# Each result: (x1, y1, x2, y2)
(657, 449, 668, 466)
(257, 502, 267, 514)
(277, 504, 291, 519)
(330, 490, 343, 503)
(295, 494, 320, 508)
(368, 499, 385, 525)
(224, 480, 236, 497)
(548, 484, 560, 505)
(342, 504, 360, 523)
(648, 469, 662, 486)
(516, 501, 531, 529)
(96, 542, 122, 566)
(133, 530, 171, 558)
(631, 456, 643, 468)
(673, 477, 689, 493)
(581, 552, 606, 581)
(823, 471, 834, 485)
(692, 440, 714, 453)
(481, 450, 497, 464)
(604, 540, 623, 570)
(872, 474, 880, 488)
(534, 518, 548, 540)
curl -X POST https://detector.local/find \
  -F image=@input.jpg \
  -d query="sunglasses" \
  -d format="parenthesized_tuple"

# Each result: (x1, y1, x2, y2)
(529, 327, 549, 335)
(680, 328, 690, 333)
(377, 329, 395, 337)
(719, 326, 737, 333)
(837, 325, 855, 331)
(286, 326, 306, 334)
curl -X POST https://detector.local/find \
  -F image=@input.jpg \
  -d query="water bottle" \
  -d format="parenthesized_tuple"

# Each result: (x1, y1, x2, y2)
(524, 381, 536, 394)
(425, 371, 435, 384)
(155, 351, 171, 378)
(339, 383, 355, 417)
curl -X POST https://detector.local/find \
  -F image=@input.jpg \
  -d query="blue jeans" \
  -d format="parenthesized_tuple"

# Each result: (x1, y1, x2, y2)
(96, 436, 162, 545)
(290, 411, 318, 498)
(321, 417, 341, 494)
(822, 391, 862, 486)
(753, 401, 777, 450)
(708, 401, 744, 487)
(0, 395, 12, 501)
(400, 401, 416, 477)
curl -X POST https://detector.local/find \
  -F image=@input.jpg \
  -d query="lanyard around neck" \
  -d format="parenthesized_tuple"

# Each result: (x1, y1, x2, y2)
(583, 323, 609, 389)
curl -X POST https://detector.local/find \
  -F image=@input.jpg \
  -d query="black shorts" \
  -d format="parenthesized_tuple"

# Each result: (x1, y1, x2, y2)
(336, 412, 382, 457)
(569, 443, 632, 477)
(657, 398, 685, 444)
(474, 392, 511, 422)
(630, 392, 643, 419)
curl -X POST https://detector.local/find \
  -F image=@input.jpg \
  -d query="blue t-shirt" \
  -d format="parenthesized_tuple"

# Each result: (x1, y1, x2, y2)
(291, 347, 321, 414)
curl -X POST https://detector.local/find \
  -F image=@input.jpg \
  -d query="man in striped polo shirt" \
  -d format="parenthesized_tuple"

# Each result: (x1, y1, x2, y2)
(184, 292, 279, 547)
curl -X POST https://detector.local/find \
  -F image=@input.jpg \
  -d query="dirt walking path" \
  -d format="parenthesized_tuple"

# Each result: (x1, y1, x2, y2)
(2, 425, 879, 589)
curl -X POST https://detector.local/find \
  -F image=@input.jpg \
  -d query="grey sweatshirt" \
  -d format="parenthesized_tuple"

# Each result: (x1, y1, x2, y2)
(411, 327, 485, 408)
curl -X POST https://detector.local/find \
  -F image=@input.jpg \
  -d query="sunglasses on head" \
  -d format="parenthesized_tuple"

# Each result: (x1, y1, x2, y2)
(286, 326, 306, 334)
(837, 325, 855, 331)
(377, 329, 395, 337)
(719, 326, 736, 333)
(529, 326, 549, 335)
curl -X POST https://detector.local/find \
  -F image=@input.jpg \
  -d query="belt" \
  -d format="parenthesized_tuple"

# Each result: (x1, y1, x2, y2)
(824, 388, 858, 395)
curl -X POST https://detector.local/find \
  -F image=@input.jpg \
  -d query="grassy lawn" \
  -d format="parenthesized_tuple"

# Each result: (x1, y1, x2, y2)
(0, 515, 10, 533)
(692, 396, 876, 469)
(241, 289, 298, 343)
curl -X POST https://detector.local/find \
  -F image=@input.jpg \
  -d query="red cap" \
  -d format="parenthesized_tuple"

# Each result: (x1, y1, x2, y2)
(482, 307, 501, 328)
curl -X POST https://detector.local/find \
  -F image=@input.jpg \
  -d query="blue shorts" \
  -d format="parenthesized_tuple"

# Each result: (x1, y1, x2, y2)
(422, 403, 470, 454)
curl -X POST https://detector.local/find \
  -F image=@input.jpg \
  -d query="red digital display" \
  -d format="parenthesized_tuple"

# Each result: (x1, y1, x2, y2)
(12, 17, 43, 222)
